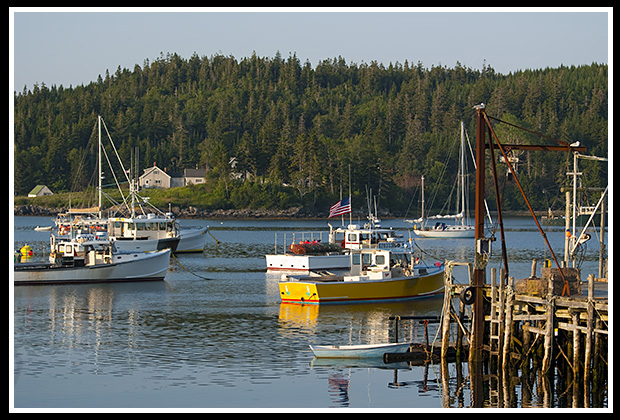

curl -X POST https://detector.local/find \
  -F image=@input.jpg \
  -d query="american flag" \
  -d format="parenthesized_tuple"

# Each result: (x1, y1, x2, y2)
(328, 196, 351, 218)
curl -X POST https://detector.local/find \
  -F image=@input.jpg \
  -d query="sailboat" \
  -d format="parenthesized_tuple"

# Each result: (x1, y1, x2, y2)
(409, 122, 475, 238)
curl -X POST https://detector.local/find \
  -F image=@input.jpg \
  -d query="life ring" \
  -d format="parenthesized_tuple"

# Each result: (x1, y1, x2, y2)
(460, 286, 475, 305)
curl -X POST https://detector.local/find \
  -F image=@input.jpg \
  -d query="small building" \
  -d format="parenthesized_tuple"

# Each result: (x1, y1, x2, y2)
(139, 165, 206, 189)
(183, 168, 206, 186)
(28, 185, 53, 197)
(139, 165, 171, 189)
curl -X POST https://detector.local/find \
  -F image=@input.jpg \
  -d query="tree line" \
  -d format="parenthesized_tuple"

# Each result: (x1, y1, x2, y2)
(13, 52, 608, 216)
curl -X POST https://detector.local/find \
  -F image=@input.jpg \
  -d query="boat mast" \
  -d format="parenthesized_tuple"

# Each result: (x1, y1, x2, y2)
(98, 115, 102, 219)
(420, 175, 425, 223)
(460, 121, 467, 226)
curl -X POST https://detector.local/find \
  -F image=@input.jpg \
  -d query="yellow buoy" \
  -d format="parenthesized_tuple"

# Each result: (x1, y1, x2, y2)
(20, 244, 33, 257)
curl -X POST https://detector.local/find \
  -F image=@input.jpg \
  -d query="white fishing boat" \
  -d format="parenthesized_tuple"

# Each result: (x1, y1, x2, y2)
(266, 217, 405, 273)
(108, 213, 180, 252)
(14, 235, 171, 285)
(176, 227, 208, 253)
(310, 342, 412, 358)
(408, 122, 475, 238)
(53, 116, 207, 254)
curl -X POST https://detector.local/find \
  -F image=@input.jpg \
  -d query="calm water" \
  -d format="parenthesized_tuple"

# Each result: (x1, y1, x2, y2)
(11, 216, 607, 409)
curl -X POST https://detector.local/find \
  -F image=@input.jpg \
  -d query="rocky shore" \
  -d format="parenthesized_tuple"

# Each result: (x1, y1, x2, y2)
(14, 204, 541, 220)
(13, 204, 331, 219)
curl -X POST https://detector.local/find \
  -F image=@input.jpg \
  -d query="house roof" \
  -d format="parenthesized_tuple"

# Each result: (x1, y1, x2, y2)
(28, 185, 51, 195)
(184, 168, 206, 178)
(139, 165, 171, 180)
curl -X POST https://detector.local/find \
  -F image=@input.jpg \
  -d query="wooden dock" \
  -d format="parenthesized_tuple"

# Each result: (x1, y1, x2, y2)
(386, 260, 608, 406)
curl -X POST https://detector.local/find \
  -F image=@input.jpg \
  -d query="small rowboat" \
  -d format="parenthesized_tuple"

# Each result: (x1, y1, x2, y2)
(310, 342, 412, 358)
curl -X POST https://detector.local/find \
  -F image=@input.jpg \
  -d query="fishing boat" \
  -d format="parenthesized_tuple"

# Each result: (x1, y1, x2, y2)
(310, 342, 412, 358)
(266, 218, 405, 273)
(278, 247, 445, 304)
(53, 116, 206, 254)
(14, 235, 171, 285)
(176, 226, 208, 253)
(408, 122, 475, 238)
(56, 209, 206, 253)
(108, 213, 180, 252)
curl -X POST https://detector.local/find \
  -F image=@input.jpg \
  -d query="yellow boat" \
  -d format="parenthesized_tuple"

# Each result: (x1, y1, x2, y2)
(279, 247, 445, 304)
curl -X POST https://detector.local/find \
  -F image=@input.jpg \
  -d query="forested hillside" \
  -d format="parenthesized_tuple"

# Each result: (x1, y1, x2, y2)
(13, 52, 608, 216)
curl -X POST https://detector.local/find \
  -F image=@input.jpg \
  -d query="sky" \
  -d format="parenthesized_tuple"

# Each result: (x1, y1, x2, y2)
(10, 7, 611, 93)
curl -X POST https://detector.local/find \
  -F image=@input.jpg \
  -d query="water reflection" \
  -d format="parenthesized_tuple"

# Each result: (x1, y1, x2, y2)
(13, 216, 607, 408)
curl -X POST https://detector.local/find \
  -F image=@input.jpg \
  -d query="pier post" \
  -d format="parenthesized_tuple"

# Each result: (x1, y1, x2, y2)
(440, 276, 451, 359)
(583, 274, 594, 390)
(472, 106, 487, 365)
(571, 310, 581, 380)
(542, 273, 556, 374)
(502, 276, 514, 372)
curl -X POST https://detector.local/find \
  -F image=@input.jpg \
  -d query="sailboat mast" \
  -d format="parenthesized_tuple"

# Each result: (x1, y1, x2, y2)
(460, 121, 466, 225)
(420, 175, 425, 222)
(98, 115, 102, 219)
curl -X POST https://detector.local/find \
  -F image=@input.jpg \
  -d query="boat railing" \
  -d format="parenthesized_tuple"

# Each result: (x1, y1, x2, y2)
(273, 231, 334, 255)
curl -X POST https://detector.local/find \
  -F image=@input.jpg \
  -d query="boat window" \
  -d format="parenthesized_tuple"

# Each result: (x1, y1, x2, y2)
(362, 253, 372, 265)
(375, 255, 385, 265)
(136, 222, 146, 231)
(352, 254, 361, 266)
(347, 233, 358, 242)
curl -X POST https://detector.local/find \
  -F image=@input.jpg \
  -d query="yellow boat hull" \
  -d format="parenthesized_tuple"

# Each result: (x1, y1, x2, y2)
(279, 267, 445, 304)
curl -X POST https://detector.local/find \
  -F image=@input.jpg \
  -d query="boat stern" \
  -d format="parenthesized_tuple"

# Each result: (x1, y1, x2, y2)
(279, 279, 321, 304)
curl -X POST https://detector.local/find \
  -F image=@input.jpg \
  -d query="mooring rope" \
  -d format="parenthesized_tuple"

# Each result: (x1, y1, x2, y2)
(171, 252, 213, 281)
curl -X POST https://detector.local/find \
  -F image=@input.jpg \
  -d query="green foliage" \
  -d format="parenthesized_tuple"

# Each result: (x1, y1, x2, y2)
(13, 54, 608, 215)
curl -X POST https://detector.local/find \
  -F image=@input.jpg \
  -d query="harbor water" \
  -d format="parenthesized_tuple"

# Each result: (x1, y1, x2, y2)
(11, 216, 608, 409)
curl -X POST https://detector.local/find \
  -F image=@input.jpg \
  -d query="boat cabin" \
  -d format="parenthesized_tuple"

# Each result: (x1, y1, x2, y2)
(331, 224, 404, 250)
(348, 248, 415, 280)
(50, 237, 114, 267)
(108, 213, 178, 241)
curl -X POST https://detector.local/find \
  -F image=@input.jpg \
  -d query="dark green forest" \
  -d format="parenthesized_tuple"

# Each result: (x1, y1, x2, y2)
(13, 52, 608, 216)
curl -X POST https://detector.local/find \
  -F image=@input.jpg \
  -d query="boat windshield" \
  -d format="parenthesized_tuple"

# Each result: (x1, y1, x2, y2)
(390, 252, 411, 267)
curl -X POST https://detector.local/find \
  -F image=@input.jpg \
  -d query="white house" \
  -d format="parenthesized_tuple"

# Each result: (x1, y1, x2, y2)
(139, 165, 172, 189)
(139, 165, 206, 189)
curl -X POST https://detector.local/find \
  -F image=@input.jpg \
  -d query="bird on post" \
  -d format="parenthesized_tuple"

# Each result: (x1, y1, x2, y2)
(473, 103, 485, 110)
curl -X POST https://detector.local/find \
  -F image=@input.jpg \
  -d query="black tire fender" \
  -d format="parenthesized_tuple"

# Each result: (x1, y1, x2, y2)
(460, 286, 476, 305)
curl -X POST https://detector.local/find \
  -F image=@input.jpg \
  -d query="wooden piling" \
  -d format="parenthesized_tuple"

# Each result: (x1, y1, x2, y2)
(542, 272, 556, 373)
(583, 274, 594, 390)
(386, 258, 607, 407)
(502, 276, 514, 372)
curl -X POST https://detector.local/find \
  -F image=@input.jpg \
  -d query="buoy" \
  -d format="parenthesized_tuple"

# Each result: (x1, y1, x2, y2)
(20, 244, 33, 257)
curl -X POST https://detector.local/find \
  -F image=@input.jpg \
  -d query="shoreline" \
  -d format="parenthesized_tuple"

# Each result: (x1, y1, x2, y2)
(14, 204, 556, 220)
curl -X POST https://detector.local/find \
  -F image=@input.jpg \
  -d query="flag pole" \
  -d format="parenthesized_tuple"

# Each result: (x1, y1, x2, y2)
(348, 164, 352, 226)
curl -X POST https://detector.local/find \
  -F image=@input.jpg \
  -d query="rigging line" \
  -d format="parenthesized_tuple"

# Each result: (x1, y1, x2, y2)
(483, 112, 571, 296)
(486, 124, 509, 282)
(464, 128, 493, 227)
(486, 115, 571, 147)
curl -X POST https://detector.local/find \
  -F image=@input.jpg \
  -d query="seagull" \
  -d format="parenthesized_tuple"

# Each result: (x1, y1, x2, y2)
(569, 141, 580, 148)
(473, 103, 485, 110)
